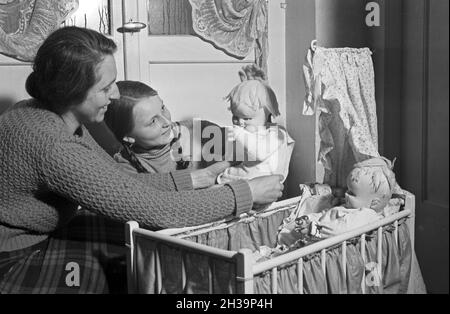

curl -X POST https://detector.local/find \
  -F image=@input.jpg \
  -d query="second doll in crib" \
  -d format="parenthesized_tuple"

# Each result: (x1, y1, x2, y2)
(217, 66, 295, 184)
(278, 157, 402, 248)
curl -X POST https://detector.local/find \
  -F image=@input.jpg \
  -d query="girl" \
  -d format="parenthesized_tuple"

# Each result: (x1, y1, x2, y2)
(104, 80, 191, 174)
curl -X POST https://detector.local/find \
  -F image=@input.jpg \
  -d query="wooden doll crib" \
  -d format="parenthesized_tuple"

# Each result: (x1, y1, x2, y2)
(125, 189, 415, 294)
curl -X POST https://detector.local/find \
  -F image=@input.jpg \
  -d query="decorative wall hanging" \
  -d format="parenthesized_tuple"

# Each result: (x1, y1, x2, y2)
(0, 0, 78, 62)
(188, 0, 268, 74)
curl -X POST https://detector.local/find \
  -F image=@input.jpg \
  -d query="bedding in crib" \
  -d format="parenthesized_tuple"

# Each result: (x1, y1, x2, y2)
(133, 198, 412, 294)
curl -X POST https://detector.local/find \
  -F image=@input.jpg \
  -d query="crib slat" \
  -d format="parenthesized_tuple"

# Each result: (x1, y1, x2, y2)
(361, 234, 366, 294)
(377, 227, 384, 293)
(155, 246, 162, 294)
(208, 258, 214, 294)
(394, 220, 399, 247)
(271, 268, 278, 294)
(342, 241, 347, 280)
(181, 252, 186, 292)
(377, 227, 383, 275)
(321, 249, 327, 276)
(297, 258, 303, 294)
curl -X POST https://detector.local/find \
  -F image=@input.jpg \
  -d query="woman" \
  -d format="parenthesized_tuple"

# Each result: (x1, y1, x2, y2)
(0, 27, 283, 293)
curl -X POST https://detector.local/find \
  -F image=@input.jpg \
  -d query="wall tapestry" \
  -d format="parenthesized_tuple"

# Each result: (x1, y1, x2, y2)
(0, 0, 78, 62)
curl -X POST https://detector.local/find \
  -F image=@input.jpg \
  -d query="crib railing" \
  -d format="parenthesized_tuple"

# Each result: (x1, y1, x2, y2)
(126, 192, 415, 294)
(249, 206, 412, 294)
(126, 222, 239, 294)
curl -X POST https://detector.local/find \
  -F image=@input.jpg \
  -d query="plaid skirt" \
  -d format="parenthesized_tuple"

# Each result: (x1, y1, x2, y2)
(0, 211, 127, 294)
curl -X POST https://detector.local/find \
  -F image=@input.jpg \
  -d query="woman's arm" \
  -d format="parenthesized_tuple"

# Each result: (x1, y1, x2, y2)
(87, 129, 193, 192)
(41, 138, 253, 230)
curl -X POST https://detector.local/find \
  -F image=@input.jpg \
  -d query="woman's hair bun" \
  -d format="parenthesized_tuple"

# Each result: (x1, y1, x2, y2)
(25, 71, 42, 100)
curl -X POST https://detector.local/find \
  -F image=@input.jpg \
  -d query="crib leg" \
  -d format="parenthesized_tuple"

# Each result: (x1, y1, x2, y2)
(236, 249, 254, 294)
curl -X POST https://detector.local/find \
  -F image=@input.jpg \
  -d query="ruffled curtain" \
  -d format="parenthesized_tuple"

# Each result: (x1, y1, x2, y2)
(188, 0, 268, 74)
(0, 0, 78, 61)
(303, 47, 380, 188)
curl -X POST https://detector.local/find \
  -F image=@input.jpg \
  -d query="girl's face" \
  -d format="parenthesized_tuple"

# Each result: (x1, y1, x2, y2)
(128, 95, 173, 149)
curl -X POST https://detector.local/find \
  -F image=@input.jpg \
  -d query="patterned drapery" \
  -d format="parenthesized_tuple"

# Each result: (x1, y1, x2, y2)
(303, 46, 380, 188)
(0, 0, 78, 61)
(188, 0, 268, 74)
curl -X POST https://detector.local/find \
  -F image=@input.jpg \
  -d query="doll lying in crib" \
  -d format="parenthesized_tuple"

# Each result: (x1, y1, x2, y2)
(254, 157, 404, 261)
(216, 65, 295, 185)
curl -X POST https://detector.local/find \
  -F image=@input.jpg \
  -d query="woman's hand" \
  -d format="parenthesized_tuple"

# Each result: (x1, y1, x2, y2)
(191, 161, 235, 189)
(248, 175, 284, 206)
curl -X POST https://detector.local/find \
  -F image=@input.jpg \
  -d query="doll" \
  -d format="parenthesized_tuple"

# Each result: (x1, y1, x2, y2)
(217, 65, 295, 184)
(277, 157, 402, 248)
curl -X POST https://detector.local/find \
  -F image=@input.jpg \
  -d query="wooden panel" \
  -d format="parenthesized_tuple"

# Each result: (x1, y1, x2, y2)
(426, 0, 449, 205)
(373, 0, 402, 166)
(401, 0, 449, 293)
(315, 0, 367, 48)
(416, 201, 449, 293)
(285, 0, 316, 198)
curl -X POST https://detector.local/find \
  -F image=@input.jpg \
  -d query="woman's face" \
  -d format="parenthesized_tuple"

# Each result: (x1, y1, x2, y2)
(128, 95, 173, 149)
(72, 54, 120, 124)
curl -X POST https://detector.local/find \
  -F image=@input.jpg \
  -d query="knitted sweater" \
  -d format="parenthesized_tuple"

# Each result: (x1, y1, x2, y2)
(0, 100, 253, 252)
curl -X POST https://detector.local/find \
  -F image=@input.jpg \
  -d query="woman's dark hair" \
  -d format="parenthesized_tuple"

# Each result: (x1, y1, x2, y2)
(104, 80, 158, 141)
(26, 26, 117, 113)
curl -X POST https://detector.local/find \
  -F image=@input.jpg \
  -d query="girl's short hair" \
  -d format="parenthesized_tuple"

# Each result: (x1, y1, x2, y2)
(104, 80, 158, 141)
(25, 26, 117, 113)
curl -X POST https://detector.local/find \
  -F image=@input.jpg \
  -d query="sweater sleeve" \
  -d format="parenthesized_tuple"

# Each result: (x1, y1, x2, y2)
(134, 169, 194, 191)
(40, 138, 253, 229)
(111, 145, 193, 191)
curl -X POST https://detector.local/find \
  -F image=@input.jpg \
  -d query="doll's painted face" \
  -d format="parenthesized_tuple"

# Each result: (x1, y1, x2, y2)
(228, 80, 274, 132)
(345, 167, 392, 212)
(231, 104, 268, 132)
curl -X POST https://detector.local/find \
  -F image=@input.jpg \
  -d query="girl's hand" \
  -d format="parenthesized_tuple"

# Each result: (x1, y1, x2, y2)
(191, 161, 235, 189)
